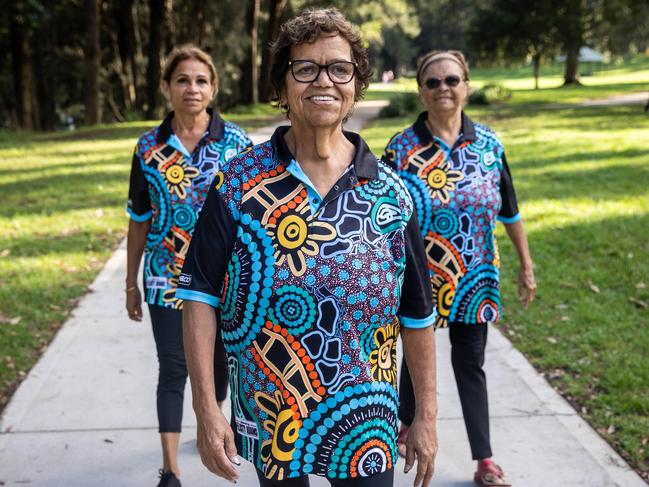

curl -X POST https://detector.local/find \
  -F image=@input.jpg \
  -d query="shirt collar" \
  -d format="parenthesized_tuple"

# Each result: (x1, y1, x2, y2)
(270, 126, 379, 180)
(412, 110, 476, 145)
(156, 107, 225, 144)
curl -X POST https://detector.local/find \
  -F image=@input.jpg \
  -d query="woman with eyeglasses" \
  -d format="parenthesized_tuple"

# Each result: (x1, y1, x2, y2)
(382, 50, 536, 487)
(177, 8, 439, 487)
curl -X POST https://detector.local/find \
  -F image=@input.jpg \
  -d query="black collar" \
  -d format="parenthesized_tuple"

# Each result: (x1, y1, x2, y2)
(270, 126, 379, 180)
(156, 108, 225, 144)
(412, 111, 476, 145)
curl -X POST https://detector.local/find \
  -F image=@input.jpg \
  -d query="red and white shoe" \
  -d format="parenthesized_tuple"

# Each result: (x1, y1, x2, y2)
(474, 459, 511, 486)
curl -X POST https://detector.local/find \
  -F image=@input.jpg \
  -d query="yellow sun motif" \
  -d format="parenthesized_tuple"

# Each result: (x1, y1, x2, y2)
(369, 321, 400, 385)
(164, 163, 199, 198)
(255, 389, 302, 480)
(422, 160, 463, 204)
(266, 199, 335, 277)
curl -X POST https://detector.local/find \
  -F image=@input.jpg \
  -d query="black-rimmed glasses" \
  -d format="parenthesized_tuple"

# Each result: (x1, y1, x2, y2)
(424, 75, 463, 89)
(289, 60, 357, 84)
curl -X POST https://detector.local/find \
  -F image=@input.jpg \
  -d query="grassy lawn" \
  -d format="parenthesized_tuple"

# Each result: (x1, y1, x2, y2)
(0, 105, 280, 411)
(361, 87, 649, 478)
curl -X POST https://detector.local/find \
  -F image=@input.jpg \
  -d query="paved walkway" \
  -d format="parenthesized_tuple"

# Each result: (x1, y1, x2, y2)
(0, 101, 645, 486)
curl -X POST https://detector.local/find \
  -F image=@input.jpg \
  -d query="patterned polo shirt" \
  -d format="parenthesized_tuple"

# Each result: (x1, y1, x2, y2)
(382, 111, 520, 327)
(127, 109, 251, 308)
(177, 127, 436, 480)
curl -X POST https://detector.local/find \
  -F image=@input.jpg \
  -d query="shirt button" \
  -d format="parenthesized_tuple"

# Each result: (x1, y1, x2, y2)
(334, 185, 339, 191)
(312, 198, 319, 204)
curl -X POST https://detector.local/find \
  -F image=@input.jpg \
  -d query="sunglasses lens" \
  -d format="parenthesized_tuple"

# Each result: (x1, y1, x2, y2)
(446, 76, 461, 87)
(425, 78, 441, 89)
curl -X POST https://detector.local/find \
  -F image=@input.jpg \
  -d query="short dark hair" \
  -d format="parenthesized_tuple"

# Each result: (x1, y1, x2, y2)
(269, 8, 372, 110)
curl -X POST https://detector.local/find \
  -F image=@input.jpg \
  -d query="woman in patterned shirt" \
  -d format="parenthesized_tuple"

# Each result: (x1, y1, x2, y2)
(178, 9, 439, 487)
(125, 45, 251, 487)
(382, 50, 537, 487)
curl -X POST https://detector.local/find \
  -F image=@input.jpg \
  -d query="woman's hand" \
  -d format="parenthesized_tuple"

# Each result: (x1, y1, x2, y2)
(404, 414, 438, 487)
(518, 266, 536, 309)
(196, 409, 240, 482)
(125, 287, 143, 321)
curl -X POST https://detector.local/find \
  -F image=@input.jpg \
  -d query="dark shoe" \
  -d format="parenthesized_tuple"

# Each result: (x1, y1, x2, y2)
(157, 469, 181, 487)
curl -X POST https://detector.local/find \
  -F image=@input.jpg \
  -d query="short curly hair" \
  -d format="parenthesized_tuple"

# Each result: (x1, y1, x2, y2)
(269, 8, 372, 110)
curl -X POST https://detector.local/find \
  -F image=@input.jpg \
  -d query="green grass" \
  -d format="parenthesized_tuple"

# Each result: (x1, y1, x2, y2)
(362, 100, 649, 479)
(0, 106, 281, 410)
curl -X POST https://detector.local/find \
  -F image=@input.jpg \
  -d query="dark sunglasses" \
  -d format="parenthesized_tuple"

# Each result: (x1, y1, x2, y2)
(424, 75, 463, 89)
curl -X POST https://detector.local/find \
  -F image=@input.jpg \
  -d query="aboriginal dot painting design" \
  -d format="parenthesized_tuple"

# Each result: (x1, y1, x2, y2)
(135, 120, 250, 308)
(215, 136, 412, 480)
(383, 115, 505, 327)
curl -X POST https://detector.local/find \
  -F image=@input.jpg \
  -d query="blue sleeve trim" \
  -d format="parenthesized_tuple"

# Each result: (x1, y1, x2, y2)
(127, 208, 153, 222)
(497, 213, 521, 224)
(400, 309, 437, 329)
(176, 289, 220, 308)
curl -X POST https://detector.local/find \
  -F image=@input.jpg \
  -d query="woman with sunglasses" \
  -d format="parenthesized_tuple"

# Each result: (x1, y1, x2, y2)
(178, 9, 439, 487)
(382, 50, 536, 487)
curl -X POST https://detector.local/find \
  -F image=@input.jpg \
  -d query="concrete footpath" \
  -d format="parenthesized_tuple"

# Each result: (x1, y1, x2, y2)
(0, 101, 645, 486)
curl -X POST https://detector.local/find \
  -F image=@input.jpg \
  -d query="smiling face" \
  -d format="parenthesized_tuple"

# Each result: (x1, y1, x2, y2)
(283, 34, 356, 130)
(161, 59, 216, 116)
(419, 59, 468, 117)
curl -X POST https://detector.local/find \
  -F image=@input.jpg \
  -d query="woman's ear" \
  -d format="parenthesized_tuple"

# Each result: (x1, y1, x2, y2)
(160, 80, 171, 101)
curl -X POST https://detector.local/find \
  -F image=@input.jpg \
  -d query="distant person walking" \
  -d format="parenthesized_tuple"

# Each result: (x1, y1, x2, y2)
(178, 8, 438, 487)
(125, 45, 251, 487)
(382, 50, 536, 487)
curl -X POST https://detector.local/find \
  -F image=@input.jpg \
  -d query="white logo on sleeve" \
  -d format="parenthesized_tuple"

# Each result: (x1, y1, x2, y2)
(235, 417, 259, 439)
(146, 276, 167, 289)
(179, 273, 192, 286)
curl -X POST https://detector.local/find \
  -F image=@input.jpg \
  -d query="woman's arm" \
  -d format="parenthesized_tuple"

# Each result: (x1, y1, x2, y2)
(125, 218, 150, 321)
(504, 219, 536, 309)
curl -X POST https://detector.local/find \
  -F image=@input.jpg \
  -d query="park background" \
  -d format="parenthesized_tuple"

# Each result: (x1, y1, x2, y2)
(0, 0, 648, 482)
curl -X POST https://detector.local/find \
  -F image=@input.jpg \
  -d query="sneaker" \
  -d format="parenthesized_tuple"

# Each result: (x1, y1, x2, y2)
(474, 459, 511, 486)
(157, 469, 181, 487)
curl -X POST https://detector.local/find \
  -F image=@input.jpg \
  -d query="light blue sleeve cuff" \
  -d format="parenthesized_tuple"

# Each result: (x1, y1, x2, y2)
(400, 309, 438, 329)
(497, 213, 521, 224)
(127, 207, 153, 222)
(176, 289, 220, 308)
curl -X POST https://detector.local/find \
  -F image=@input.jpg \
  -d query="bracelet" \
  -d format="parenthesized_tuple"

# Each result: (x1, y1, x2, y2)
(125, 285, 138, 293)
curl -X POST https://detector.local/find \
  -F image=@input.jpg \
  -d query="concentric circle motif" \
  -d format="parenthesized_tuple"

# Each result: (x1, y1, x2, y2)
(288, 381, 398, 478)
(432, 209, 459, 239)
(427, 168, 447, 189)
(142, 164, 172, 246)
(268, 285, 317, 335)
(172, 204, 196, 231)
(166, 164, 185, 184)
(276, 215, 308, 250)
(449, 264, 499, 324)
(401, 173, 433, 235)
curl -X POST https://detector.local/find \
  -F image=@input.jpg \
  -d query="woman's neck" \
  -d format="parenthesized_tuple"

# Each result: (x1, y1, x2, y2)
(172, 109, 210, 137)
(426, 110, 462, 147)
(285, 123, 355, 197)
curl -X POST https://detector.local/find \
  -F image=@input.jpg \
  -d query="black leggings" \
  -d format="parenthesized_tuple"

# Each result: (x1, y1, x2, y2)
(148, 304, 229, 433)
(399, 323, 491, 460)
(255, 469, 394, 487)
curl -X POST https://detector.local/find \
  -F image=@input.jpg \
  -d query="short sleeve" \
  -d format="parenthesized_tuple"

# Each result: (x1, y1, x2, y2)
(398, 211, 437, 328)
(497, 152, 521, 224)
(127, 149, 152, 221)
(380, 133, 400, 171)
(176, 182, 238, 307)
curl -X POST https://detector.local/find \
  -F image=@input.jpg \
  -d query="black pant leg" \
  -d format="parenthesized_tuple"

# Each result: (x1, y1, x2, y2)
(255, 470, 310, 487)
(148, 304, 188, 433)
(398, 356, 416, 426)
(214, 311, 229, 402)
(449, 322, 492, 460)
(329, 469, 394, 487)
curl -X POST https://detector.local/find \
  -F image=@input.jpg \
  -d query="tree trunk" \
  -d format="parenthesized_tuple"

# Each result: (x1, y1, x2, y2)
(561, 0, 583, 86)
(563, 42, 581, 85)
(114, 0, 138, 110)
(83, 0, 101, 125)
(240, 0, 260, 105)
(9, 7, 35, 130)
(259, 0, 286, 102)
(146, 0, 165, 119)
(33, 0, 56, 130)
(532, 52, 541, 90)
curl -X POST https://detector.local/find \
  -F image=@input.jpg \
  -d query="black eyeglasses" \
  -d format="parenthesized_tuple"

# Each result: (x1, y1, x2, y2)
(288, 60, 357, 84)
(424, 75, 463, 89)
